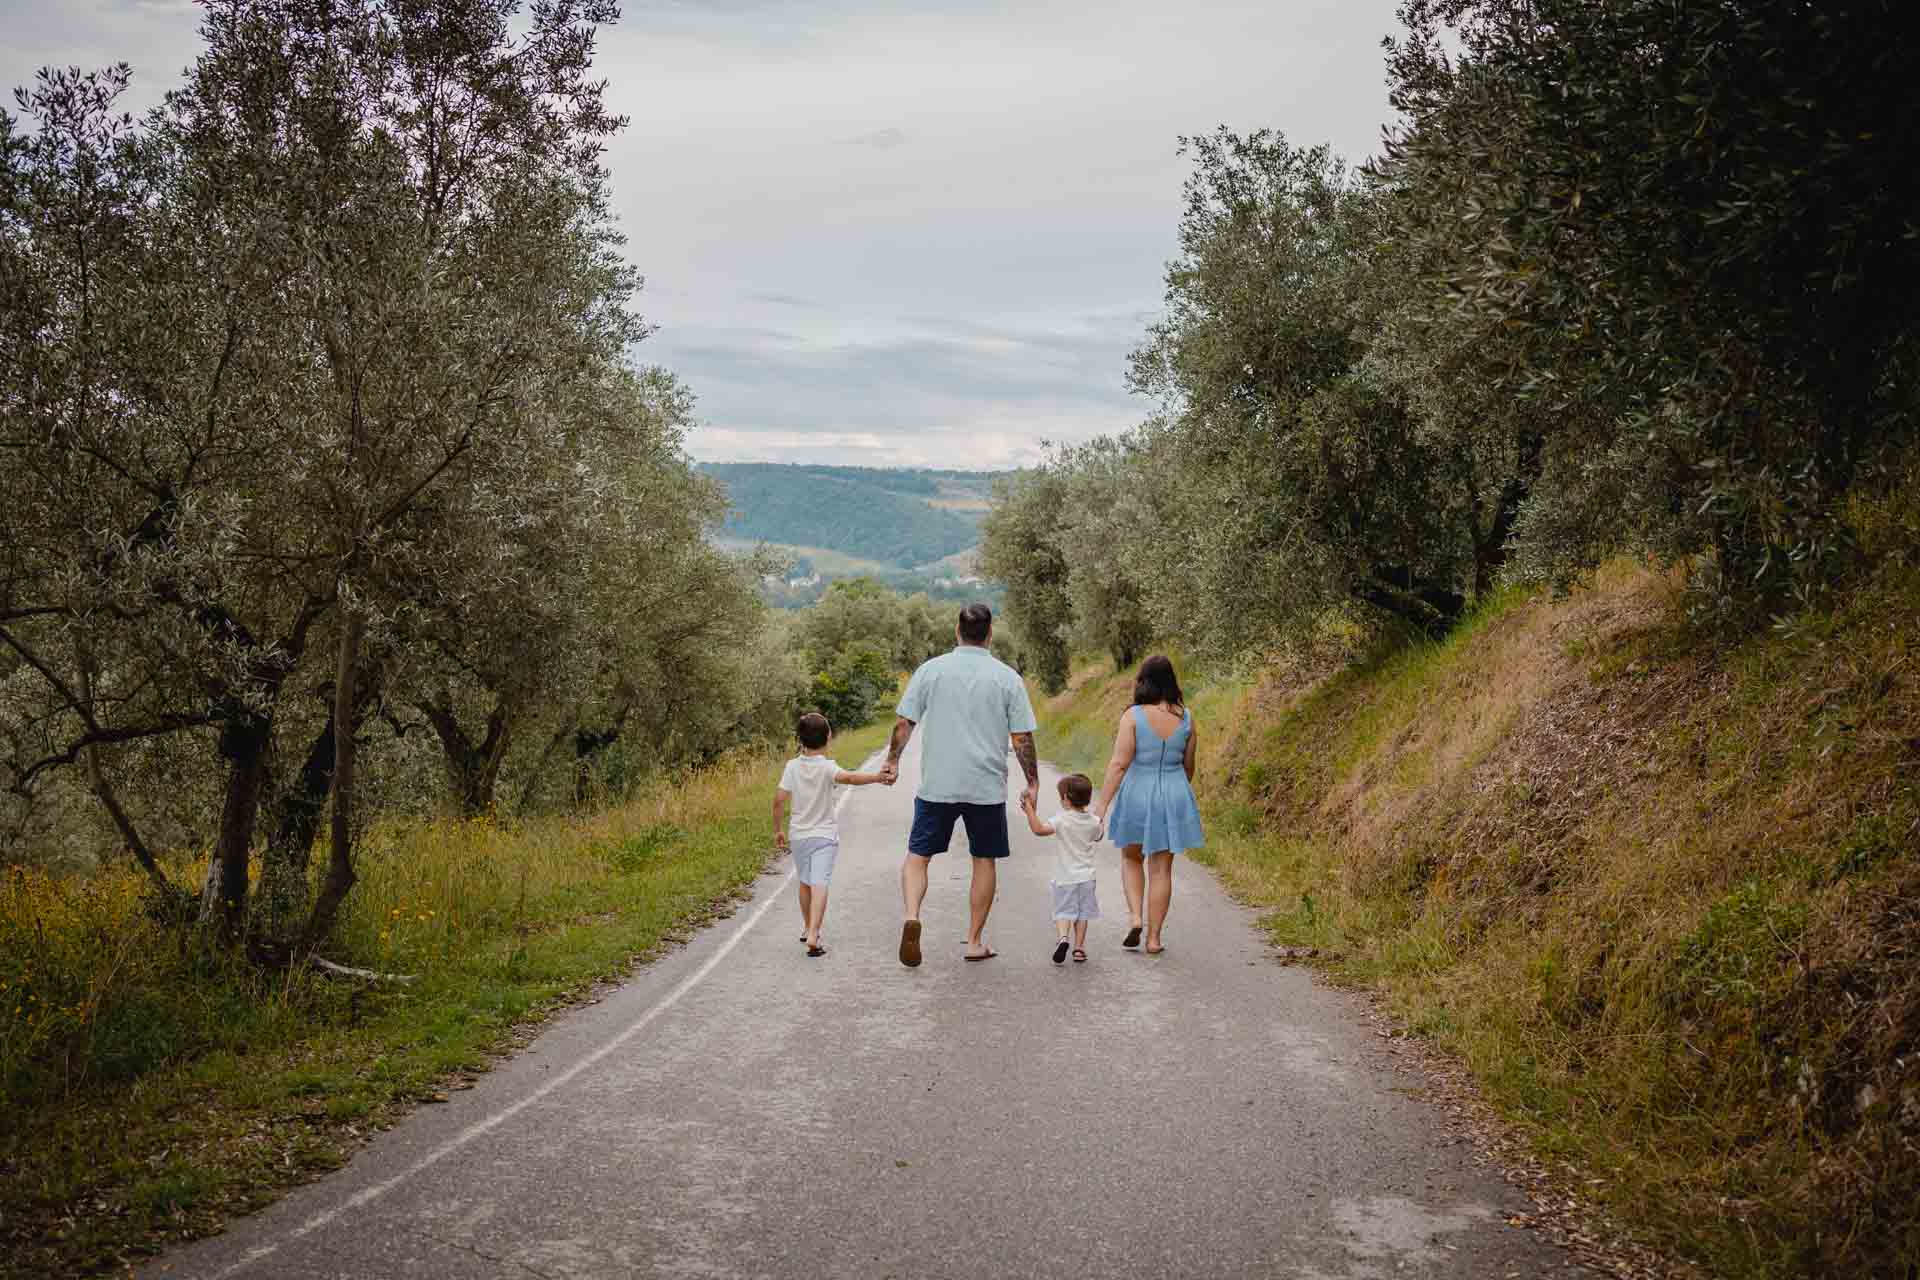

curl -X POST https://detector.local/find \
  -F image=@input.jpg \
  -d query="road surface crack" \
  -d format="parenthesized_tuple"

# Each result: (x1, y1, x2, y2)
(403, 1222, 559, 1279)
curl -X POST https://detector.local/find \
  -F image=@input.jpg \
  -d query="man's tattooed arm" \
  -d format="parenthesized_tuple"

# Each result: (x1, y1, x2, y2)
(884, 716, 915, 778)
(1010, 731, 1039, 792)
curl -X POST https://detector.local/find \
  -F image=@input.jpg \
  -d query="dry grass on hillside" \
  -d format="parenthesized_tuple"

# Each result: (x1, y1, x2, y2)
(1044, 556, 1920, 1277)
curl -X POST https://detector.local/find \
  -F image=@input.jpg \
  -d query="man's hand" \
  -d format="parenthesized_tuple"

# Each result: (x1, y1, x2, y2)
(879, 761, 898, 785)
(774, 830, 788, 851)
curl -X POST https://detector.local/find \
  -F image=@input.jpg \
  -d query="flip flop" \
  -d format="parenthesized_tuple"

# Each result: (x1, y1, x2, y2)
(1072, 948, 1087, 963)
(899, 920, 923, 967)
(1144, 943, 1166, 955)
(963, 948, 998, 962)
(1123, 925, 1143, 949)
(1052, 939, 1070, 964)
(807, 943, 827, 958)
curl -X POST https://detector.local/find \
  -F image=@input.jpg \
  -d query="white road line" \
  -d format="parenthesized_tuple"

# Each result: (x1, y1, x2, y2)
(203, 750, 891, 1278)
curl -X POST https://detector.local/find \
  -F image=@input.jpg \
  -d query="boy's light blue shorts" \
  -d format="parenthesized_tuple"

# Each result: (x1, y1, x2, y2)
(791, 836, 839, 887)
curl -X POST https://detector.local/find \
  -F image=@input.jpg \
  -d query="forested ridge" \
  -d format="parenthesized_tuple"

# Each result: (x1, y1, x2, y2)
(702, 463, 991, 569)
(981, 2, 1920, 1274)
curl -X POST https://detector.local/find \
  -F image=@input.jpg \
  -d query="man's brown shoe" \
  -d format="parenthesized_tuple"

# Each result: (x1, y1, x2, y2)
(899, 920, 923, 967)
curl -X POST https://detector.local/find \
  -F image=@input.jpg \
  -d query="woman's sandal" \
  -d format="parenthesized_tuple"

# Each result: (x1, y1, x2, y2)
(1072, 948, 1088, 963)
(1052, 939, 1070, 964)
(807, 943, 827, 958)
(1122, 925, 1143, 949)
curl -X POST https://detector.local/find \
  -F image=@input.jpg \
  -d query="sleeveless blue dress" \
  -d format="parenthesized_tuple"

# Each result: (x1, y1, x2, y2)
(1108, 705, 1205, 855)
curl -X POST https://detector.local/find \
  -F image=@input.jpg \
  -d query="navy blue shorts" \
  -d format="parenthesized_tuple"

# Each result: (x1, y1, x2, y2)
(907, 799, 1011, 859)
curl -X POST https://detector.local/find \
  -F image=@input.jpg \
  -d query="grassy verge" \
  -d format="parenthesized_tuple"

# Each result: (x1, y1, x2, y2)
(1027, 648, 1246, 780)
(1035, 562, 1919, 1278)
(0, 718, 889, 1279)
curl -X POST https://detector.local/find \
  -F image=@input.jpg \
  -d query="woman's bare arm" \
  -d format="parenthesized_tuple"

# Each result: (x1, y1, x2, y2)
(1094, 711, 1136, 819)
(1183, 719, 1197, 782)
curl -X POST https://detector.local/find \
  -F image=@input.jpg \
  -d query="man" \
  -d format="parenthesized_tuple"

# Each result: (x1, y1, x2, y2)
(882, 602, 1038, 966)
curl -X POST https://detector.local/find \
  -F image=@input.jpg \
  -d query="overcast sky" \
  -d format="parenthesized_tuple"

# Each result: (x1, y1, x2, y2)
(2, 0, 1403, 469)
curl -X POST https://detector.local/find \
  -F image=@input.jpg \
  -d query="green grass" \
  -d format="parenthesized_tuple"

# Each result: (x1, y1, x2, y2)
(0, 717, 891, 1279)
(1035, 559, 1920, 1277)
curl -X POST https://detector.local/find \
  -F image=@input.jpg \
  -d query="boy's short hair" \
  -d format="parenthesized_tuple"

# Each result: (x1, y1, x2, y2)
(1057, 773, 1094, 807)
(796, 712, 831, 750)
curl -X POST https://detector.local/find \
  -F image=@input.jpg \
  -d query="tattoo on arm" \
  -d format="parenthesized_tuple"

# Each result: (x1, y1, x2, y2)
(887, 716, 915, 764)
(1011, 731, 1038, 786)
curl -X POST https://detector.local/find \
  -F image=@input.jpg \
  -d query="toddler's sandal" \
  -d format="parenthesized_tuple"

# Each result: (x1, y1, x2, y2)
(1072, 948, 1088, 963)
(1052, 939, 1070, 964)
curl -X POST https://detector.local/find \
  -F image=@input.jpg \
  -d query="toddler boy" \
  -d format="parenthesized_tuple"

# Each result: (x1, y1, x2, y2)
(1020, 773, 1103, 963)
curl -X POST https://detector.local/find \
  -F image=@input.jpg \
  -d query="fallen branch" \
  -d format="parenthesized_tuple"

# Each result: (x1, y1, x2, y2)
(311, 957, 417, 984)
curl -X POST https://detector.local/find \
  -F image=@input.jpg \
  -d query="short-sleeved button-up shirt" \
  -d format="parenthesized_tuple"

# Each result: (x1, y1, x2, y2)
(896, 645, 1037, 804)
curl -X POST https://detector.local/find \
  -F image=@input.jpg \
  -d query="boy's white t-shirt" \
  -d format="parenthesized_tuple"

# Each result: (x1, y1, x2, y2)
(1048, 809, 1102, 884)
(779, 754, 844, 841)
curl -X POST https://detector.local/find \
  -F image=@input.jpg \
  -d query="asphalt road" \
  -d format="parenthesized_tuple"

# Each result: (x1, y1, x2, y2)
(151, 737, 1589, 1279)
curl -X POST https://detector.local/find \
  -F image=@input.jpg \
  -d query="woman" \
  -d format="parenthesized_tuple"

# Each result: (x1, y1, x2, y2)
(1094, 655, 1203, 954)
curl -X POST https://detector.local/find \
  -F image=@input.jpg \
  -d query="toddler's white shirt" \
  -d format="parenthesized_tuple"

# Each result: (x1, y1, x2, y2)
(1048, 809, 1101, 884)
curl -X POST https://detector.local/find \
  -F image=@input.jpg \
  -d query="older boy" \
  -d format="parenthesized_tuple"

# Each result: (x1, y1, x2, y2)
(775, 712, 890, 957)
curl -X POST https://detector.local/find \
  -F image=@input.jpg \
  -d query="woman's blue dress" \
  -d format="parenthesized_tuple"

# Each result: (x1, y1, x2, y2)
(1108, 705, 1205, 855)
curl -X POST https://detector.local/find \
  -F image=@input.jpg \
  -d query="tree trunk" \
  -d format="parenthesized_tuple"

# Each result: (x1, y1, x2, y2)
(302, 613, 365, 952)
(1471, 431, 1543, 599)
(254, 712, 339, 950)
(1356, 567, 1467, 637)
(571, 702, 631, 805)
(257, 661, 387, 950)
(202, 713, 273, 940)
(75, 650, 177, 904)
(424, 695, 512, 817)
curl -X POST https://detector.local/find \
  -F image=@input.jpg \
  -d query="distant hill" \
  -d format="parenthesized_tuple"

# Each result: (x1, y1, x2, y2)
(700, 463, 999, 569)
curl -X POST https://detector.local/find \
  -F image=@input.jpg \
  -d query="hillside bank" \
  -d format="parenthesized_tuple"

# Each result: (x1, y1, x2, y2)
(1036, 560, 1918, 1277)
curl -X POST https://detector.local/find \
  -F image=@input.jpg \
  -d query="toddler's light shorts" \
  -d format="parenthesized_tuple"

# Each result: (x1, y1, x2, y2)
(1050, 878, 1100, 921)
(791, 836, 839, 887)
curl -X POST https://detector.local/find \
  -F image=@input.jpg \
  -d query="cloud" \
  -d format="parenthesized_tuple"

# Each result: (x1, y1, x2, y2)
(743, 291, 823, 308)
(841, 126, 908, 149)
(2, 0, 1410, 468)
(653, 308, 1151, 468)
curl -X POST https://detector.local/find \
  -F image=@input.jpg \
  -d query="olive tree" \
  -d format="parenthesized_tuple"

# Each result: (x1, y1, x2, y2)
(1047, 438, 1155, 670)
(1383, 0, 1920, 620)
(0, 0, 640, 949)
(978, 468, 1072, 692)
(1129, 129, 1475, 647)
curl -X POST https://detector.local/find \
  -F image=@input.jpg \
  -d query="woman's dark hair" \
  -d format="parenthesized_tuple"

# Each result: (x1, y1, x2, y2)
(1132, 655, 1184, 709)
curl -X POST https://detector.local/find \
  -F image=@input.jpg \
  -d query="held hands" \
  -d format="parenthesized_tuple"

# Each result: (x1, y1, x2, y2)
(879, 761, 899, 786)
(774, 830, 788, 851)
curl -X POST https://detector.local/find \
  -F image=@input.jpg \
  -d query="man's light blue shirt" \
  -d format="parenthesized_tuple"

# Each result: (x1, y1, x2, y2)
(896, 644, 1037, 805)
